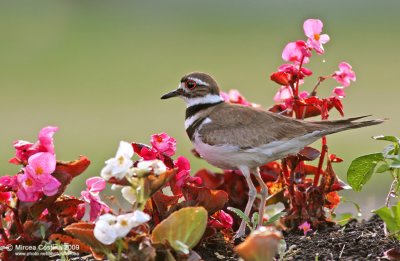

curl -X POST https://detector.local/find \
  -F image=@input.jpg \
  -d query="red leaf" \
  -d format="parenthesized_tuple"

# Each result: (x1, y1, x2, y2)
(182, 184, 229, 214)
(152, 191, 181, 218)
(329, 154, 343, 163)
(270, 71, 290, 86)
(298, 147, 320, 161)
(259, 162, 281, 182)
(49, 233, 91, 253)
(49, 196, 85, 217)
(194, 169, 225, 189)
(55, 156, 91, 178)
(330, 97, 344, 117)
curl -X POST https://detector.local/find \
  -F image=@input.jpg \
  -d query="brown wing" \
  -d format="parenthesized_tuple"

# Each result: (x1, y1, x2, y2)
(198, 103, 316, 148)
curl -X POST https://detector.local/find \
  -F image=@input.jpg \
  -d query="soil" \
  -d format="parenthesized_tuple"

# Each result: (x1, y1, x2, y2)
(196, 215, 400, 261)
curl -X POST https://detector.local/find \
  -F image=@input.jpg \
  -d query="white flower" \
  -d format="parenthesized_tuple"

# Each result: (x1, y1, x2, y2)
(121, 186, 137, 204)
(137, 160, 167, 175)
(94, 211, 150, 245)
(94, 214, 118, 245)
(101, 141, 134, 180)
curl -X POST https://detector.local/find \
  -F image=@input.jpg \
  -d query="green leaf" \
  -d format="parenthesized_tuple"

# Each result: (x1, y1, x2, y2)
(373, 135, 400, 144)
(390, 160, 400, 169)
(372, 202, 400, 239)
(227, 207, 252, 230)
(335, 213, 354, 226)
(227, 207, 250, 223)
(347, 153, 384, 191)
(376, 162, 390, 173)
(264, 211, 286, 225)
(251, 212, 259, 231)
(151, 207, 207, 252)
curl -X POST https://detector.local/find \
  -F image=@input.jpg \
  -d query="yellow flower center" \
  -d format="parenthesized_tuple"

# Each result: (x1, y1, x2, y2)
(36, 167, 44, 175)
(120, 220, 128, 227)
(25, 178, 33, 186)
(118, 156, 124, 165)
(314, 34, 320, 41)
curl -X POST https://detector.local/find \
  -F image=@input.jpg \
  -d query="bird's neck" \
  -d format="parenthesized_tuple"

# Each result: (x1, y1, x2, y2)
(185, 95, 224, 120)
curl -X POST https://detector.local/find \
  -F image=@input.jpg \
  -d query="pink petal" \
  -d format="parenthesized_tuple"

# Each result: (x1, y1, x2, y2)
(299, 91, 310, 99)
(42, 175, 61, 196)
(332, 87, 346, 98)
(86, 177, 106, 193)
(274, 86, 293, 103)
(319, 34, 330, 44)
(38, 126, 58, 154)
(338, 62, 352, 71)
(303, 19, 323, 37)
(28, 152, 56, 175)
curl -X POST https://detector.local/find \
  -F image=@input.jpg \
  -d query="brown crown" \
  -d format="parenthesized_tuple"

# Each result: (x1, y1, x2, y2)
(180, 72, 221, 98)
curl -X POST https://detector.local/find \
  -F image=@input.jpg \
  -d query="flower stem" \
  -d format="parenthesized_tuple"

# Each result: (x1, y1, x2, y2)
(314, 137, 327, 186)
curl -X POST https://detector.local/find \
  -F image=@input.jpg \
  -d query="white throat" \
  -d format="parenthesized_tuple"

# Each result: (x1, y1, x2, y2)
(181, 93, 224, 107)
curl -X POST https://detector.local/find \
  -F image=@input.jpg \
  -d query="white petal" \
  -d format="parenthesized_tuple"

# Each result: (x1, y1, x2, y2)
(94, 220, 118, 245)
(100, 164, 113, 181)
(111, 184, 123, 190)
(121, 186, 137, 204)
(152, 160, 167, 175)
(116, 141, 134, 158)
(98, 213, 117, 223)
(130, 210, 151, 227)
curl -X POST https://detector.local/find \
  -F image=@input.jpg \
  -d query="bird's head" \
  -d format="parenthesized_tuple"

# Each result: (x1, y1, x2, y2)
(161, 72, 223, 107)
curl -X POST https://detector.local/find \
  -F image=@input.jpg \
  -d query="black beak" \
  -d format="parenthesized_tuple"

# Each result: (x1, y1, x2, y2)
(161, 89, 180, 99)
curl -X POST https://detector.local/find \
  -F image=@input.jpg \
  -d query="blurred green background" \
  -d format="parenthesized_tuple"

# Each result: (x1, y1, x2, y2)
(1, 0, 399, 217)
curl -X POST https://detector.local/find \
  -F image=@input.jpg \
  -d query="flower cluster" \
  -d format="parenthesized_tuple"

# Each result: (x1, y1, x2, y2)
(271, 19, 356, 119)
(94, 211, 150, 245)
(0, 126, 61, 202)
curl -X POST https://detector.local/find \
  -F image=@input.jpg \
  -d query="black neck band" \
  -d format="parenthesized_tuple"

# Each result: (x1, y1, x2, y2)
(185, 101, 223, 119)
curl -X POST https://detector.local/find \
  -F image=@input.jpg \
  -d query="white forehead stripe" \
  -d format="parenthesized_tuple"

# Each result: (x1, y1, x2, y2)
(187, 77, 209, 86)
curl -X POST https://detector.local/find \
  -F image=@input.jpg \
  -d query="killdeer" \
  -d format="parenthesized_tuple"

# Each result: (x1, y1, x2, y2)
(161, 72, 383, 238)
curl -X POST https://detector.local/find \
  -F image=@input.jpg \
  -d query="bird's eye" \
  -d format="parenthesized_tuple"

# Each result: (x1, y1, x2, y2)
(186, 80, 197, 89)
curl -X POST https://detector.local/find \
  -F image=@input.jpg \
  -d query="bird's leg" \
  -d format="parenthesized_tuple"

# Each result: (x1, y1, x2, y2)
(234, 166, 256, 239)
(252, 167, 268, 228)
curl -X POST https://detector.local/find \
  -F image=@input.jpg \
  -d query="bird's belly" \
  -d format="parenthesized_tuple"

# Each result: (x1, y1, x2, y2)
(193, 131, 322, 170)
(193, 134, 269, 170)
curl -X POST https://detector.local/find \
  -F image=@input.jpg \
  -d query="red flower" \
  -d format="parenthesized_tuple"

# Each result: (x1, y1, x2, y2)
(209, 210, 234, 230)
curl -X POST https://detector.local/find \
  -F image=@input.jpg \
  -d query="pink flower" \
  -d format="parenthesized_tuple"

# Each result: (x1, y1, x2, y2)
(151, 133, 176, 157)
(37, 126, 59, 154)
(25, 152, 56, 182)
(298, 221, 312, 236)
(279, 64, 313, 77)
(15, 152, 60, 202)
(274, 86, 293, 104)
(0, 176, 18, 190)
(171, 156, 201, 194)
(209, 210, 233, 230)
(303, 19, 330, 54)
(16, 173, 42, 202)
(81, 177, 110, 222)
(221, 90, 255, 107)
(10, 126, 59, 165)
(331, 86, 346, 99)
(333, 62, 356, 87)
(282, 40, 311, 64)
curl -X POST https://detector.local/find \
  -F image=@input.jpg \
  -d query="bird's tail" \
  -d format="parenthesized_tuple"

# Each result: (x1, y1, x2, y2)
(310, 115, 385, 136)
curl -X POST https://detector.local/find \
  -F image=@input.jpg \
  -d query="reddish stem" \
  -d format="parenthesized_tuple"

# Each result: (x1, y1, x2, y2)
(294, 55, 306, 97)
(314, 137, 328, 186)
